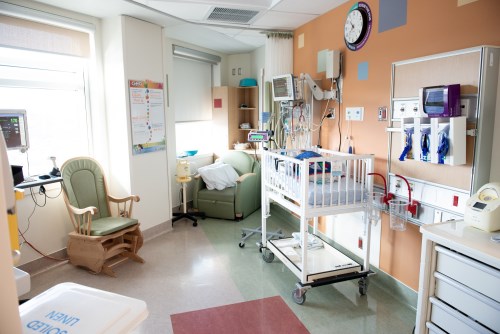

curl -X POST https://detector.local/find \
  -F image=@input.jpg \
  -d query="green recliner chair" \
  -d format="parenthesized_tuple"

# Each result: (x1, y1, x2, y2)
(193, 151, 261, 220)
(61, 157, 145, 277)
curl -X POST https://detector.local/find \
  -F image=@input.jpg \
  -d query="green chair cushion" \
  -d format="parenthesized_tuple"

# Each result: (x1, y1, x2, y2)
(86, 217, 138, 236)
(196, 187, 235, 203)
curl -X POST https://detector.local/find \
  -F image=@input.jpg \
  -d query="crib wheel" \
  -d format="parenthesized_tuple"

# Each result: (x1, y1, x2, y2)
(238, 242, 245, 248)
(292, 288, 306, 305)
(262, 249, 274, 263)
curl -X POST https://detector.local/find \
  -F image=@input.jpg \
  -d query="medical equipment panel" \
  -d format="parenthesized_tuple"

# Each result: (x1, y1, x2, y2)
(272, 74, 302, 101)
(388, 46, 500, 229)
(0, 109, 29, 152)
(247, 130, 272, 142)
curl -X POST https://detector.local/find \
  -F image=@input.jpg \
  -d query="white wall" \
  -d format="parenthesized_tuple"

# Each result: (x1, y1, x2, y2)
(228, 53, 252, 87)
(102, 16, 171, 231)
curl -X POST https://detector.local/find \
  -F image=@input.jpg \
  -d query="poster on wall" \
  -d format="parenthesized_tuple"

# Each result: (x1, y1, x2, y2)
(129, 79, 166, 155)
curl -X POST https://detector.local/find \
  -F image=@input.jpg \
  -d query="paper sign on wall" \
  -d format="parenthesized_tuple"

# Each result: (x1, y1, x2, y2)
(129, 79, 166, 155)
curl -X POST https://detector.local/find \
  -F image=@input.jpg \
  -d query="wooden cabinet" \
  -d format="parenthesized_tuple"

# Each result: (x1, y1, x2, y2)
(212, 86, 259, 154)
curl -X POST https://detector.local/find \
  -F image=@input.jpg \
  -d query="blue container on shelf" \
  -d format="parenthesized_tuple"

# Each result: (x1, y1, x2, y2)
(177, 150, 198, 158)
(239, 78, 257, 87)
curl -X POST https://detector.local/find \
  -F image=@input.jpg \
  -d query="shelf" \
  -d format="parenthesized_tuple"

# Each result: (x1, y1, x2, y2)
(239, 107, 256, 110)
(238, 128, 256, 131)
(267, 236, 361, 283)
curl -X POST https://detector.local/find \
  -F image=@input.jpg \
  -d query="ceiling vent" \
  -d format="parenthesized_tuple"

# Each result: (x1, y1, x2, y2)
(206, 7, 260, 24)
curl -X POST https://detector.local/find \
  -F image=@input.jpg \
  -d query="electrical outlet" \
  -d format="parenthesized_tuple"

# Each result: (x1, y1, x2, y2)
(378, 107, 387, 121)
(346, 107, 364, 121)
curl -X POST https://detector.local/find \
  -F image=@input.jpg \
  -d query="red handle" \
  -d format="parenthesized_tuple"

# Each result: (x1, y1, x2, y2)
(368, 172, 393, 205)
(395, 174, 418, 216)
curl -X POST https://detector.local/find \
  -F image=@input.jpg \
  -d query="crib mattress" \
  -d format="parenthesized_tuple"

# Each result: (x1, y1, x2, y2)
(307, 177, 366, 206)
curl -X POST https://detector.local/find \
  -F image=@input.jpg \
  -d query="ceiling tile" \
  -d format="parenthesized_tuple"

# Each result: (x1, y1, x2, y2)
(272, 0, 348, 15)
(252, 11, 317, 30)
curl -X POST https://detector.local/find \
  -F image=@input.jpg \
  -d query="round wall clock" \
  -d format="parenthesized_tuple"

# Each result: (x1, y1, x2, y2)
(344, 2, 372, 51)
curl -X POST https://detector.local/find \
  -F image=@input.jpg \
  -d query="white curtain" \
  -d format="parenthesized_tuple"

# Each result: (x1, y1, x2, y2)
(264, 32, 293, 81)
(263, 32, 293, 149)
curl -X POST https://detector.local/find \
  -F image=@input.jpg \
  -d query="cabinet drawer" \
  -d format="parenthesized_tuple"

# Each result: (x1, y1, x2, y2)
(429, 297, 494, 334)
(434, 272, 500, 331)
(426, 322, 447, 334)
(435, 246, 500, 303)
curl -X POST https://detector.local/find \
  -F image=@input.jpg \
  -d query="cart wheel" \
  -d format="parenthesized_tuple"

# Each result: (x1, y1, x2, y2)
(241, 232, 247, 237)
(238, 242, 245, 248)
(257, 242, 263, 252)
(292, 288, 306, 305)
(193, 221, 198, 227)
(262, 249, 274, 263)
(358, 277, 368, 295)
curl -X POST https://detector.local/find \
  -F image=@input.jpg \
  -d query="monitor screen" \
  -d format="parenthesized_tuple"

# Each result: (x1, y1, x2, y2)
(0, 110, 29, 151)
(272, 74, 295, 101)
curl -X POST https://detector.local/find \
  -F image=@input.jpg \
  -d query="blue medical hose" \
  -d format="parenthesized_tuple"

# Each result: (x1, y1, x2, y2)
(437, 125, 450, 164)
(399, 127, 413, 161)
(420, 127, 431, 161)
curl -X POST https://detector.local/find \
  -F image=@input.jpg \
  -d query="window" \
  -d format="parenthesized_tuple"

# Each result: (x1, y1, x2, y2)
(172, 46, 221, 155)
(0, 47, 91, 176)
(0, 8, 93, 177)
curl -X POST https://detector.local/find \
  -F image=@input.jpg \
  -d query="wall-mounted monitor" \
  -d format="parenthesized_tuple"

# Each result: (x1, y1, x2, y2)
(0, 109, 29, 151)
(272, 74, 299, 101)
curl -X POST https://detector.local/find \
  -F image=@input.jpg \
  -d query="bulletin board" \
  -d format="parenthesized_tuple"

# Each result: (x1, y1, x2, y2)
(389, 49, 481, 191)
(129, 79, 166, 155)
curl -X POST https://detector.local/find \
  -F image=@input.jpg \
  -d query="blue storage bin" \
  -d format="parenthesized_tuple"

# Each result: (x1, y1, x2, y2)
(239, 78, 257, 87)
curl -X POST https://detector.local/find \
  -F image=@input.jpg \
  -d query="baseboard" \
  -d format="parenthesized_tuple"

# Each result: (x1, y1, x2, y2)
(17, 220, 172, 277)
(142, 220, 172, 242)
(268, 202, 418, 310)
(17, 249, 69, 276)
(317, 232, 418, 309)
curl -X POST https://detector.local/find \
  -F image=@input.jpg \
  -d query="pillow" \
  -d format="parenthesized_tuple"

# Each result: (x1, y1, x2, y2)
(198, 162, 239, 190)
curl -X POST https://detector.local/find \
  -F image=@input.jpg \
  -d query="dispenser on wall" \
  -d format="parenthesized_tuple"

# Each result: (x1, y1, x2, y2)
(419, 84, 461, 118)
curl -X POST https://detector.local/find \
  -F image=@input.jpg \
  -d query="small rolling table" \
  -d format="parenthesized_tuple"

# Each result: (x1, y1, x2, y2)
(172, 176, 205, 227)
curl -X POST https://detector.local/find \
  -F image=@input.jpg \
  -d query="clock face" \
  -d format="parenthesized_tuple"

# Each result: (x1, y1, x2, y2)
(344, 10, 364, 44)
(344, 2, 372, 51)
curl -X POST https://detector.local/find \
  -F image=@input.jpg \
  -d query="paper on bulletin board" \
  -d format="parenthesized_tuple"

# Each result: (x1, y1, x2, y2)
(129, 79, 166, 155)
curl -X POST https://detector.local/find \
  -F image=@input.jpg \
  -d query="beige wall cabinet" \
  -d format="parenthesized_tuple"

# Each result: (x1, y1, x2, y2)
(212, 86, 259, 154)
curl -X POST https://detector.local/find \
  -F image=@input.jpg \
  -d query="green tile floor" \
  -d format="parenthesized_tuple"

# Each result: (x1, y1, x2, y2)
(22, 207, 416, 333)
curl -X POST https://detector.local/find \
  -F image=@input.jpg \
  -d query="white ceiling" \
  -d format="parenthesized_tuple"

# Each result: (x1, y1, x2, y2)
(32, 0, 348, 54)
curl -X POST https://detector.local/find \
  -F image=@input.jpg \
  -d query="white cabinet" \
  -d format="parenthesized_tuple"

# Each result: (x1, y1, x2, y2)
(416, 220, 500, 333)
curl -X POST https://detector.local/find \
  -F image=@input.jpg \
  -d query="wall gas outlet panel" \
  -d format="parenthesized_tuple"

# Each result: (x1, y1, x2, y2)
(393, 98, 426, 119)
(345, 107, 364, 121)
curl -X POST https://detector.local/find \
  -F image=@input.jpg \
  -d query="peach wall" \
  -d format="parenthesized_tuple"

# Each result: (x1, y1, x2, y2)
(294, 0, 500, 290)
